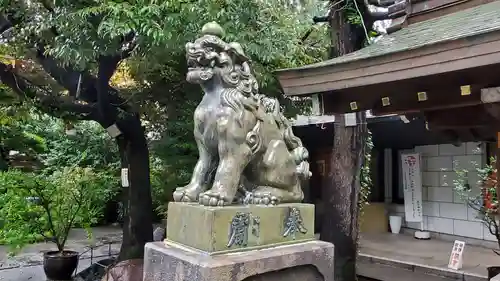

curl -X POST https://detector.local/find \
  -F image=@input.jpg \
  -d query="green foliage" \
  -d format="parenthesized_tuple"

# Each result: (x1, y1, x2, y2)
(1, 0, 330, 222)
(0, 170, 46, 248)
(358, 129, 373, 217)
(24, 115, 120, 170)
(2, 0, 328, 106)
(0, 167, 119, 253)
(454, 156, 500, 253)
(0, 104, 47, 170)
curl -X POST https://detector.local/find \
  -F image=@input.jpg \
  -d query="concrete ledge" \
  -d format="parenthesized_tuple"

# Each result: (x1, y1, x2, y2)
(358, 254, 487, 281)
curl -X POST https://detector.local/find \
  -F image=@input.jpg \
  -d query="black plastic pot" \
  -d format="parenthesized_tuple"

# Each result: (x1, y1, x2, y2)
(43, 250, 79, 280)
(487, 266, 500, 280)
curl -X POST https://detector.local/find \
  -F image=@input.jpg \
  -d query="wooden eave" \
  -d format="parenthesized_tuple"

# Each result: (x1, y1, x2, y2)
(408, 0, 497, 24)
(279, 32, 500, 97)
(276, 1, 500, 98)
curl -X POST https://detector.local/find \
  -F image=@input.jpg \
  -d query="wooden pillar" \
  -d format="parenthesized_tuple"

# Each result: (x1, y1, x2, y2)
(496, 133, 500, 200)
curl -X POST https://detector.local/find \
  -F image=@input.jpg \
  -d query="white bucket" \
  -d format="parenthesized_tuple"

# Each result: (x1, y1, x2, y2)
(389, 215, 402, 234)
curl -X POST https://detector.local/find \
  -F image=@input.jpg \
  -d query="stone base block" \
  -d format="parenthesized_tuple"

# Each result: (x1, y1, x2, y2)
(166, 202, 315, 254)
(143, 240, 334, 281)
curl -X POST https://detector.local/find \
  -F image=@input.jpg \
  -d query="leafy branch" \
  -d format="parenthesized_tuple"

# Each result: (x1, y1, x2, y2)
(454, 157, 500, 255)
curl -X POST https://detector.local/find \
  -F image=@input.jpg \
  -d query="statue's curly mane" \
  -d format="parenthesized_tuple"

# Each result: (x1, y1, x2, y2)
(186, 34, 305, 155)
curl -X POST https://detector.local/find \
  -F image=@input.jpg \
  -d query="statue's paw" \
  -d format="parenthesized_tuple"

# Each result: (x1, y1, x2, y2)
(173, 187, 198, 203)
(172, 188, 186, 202)
(198, 190, 231, 207)
(250, 192, 279, 206)
(296, 161, 311, 179)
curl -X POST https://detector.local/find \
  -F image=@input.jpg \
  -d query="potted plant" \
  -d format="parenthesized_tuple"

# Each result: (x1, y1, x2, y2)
(0, 166, 117, 280)
(454, 157, 499, 280)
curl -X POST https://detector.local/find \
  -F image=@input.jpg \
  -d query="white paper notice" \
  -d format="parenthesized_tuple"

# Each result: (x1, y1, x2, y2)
(106, 124, 122, 138)
(448, 240, 465, 270)
(344, 113, 357, 127)
(121, 168, 130, 187)
(401, 153, 423, 222)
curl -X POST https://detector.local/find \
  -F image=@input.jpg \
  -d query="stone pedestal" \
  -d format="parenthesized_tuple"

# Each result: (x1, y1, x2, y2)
(166, 202, 316, 254)
(144, 202, 334, 281)
(143, 240, 334, 281)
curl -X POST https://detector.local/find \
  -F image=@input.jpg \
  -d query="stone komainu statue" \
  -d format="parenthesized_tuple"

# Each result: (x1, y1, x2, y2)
(173, 22, 311, 207)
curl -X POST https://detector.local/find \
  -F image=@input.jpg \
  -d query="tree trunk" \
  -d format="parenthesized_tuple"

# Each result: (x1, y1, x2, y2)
(319, 10, 367, 281)
(0, 146, 8, 171)
(116, 124, 154, 261)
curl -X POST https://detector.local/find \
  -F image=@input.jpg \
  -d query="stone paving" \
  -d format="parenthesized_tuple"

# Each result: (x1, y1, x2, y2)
(1, 227, 498, 280)
(360, 233, 494, 276)
(357, 232, 498, 281)
(0, 226, 122, 271)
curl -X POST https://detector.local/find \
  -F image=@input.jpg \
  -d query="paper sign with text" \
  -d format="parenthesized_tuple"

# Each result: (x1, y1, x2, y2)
(448, 240, 465, 270)
(121, 168, 130, 187)
(401, 153, 423, 222)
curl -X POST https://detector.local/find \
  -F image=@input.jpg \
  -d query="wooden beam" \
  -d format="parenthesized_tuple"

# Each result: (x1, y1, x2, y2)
(323, 83, 487, 115)
(408, 0, 496, 24)
(441, 129, 462, 146)
(324, 83, 500, 116)
(482, 87, 500, 103)
(469, 128, 481, 140)
(483, 101, 500, 121)
(371, 85, 482, 116)
(425, 104, 494, 130)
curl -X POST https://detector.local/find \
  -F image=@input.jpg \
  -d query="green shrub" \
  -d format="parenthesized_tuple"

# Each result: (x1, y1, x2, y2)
(0, 167, 119, 253)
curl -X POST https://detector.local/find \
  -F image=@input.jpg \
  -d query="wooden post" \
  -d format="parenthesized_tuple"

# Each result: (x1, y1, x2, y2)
(496, 133, 500, 201)
(320, 8, 367, 281)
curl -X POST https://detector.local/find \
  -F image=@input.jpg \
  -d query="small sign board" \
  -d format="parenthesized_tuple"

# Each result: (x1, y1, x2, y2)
(311, 94, 321, 116)
(344, 113, 357, 127)
(460, 85, 471, 96)
(106, 124, 122, 138)
(448, 240, 465, 270)
(121, 168, 130, 187)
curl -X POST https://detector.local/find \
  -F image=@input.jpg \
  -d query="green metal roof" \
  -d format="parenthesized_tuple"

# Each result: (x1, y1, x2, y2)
(278, 1, 500, 72)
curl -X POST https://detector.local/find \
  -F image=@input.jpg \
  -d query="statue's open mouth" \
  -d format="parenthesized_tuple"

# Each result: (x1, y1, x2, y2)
(187, 58, 198, 70)
(187, 55, 213, 71)
(186, 56, 215, 84)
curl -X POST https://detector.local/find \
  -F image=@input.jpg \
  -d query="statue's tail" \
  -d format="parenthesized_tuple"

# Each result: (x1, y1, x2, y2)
(257, 96, 312, 180)
(281, 113, 312, 180)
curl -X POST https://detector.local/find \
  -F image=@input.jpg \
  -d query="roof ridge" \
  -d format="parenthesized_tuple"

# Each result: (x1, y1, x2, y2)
(277, 0, 500, 72)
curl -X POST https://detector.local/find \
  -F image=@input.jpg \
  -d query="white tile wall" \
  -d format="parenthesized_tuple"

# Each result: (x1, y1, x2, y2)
(483, 224, 498, 242)
(426, 156, 453, 171)
(453, 192, 465, 204)
(400, 142, 489, 241)
(427, 217, 454, 234)
(427, 187, 453, 202)
(453, 155, 483, 171)
(467, 206, 482, 222)
(422, 201, 439, 217)
(439, 172, 457, 187)
(439, 143, 465, 156)
(439, 203, 467, 220)
(407, 217, 427, 230)
(453, 220, 483, 239)
(465, 142, 483, 155)
(415, 145, 439, 157)
(422, 172, 439, 186)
